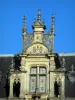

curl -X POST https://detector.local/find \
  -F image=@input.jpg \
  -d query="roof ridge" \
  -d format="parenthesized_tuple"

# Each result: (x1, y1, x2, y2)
(59, 53, 75, 56)
(0, 54, 14, 57)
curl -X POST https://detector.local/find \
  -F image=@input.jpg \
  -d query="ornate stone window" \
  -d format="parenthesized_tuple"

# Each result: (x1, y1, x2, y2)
(30, 67, 46, 93)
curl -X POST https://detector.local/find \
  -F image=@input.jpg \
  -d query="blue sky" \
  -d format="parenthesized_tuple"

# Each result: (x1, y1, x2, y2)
(0, 0, 75, 54)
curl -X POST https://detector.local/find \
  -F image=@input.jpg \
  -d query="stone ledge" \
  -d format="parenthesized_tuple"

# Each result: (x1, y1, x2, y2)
(0, 98, 75, 100)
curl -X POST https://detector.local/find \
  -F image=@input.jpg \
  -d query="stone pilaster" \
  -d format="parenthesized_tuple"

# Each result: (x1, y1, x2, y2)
(20, 57, 26, 71)
(9, 74, 14, 98)
(50, 56, 55, 70)
(20, 73, 27, 98)
(49, 56, 55, 98)
(26, 72, 29, 93)
(61, 74, 65, 98)
(50, 72, 55, 98)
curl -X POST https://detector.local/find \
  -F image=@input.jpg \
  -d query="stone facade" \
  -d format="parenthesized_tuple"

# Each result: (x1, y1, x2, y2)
(0, 9, 75, 100)
(8, 10, 66, 100)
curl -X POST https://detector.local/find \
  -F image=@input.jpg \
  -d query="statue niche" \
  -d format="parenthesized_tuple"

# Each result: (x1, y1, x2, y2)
(54, 80, 59, 97)
(13, 79, 20, 97)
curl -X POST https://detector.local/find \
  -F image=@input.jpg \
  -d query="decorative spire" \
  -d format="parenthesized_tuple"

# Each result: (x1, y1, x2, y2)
(22, 15, 27, 33)
(51, 14, 55, 53)
(51, 14, 55, 34)
(37, 8, 41, 20)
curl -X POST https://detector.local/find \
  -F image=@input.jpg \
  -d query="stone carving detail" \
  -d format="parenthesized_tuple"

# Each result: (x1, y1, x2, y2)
(20, 58, 26, 71)
(33, 46, 43, 54)
(26, 42, 49, 54)
(60, 57, 66, 71)
(13, 54, 21, 71)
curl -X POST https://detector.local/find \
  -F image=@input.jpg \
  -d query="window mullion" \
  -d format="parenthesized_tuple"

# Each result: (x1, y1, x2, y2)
(36, 67, 39, 92)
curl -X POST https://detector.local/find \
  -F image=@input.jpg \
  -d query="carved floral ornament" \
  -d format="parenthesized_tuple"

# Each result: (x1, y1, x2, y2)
(54, 75, 61, 82)
(12, 74, 20, 80)
(26, 44, 48, 54)
(33, 46, 42, 54)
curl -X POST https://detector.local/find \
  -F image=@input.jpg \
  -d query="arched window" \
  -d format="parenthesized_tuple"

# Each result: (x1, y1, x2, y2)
(30, 66, 46, 93)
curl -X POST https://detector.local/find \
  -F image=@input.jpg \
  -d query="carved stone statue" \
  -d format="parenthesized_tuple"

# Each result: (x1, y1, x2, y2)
(13, 54, 21, 71)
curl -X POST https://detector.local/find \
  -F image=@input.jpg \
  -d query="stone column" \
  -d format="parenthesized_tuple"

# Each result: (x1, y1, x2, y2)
(49, 56, 55, 98)
(26, 72, 29, 93)
(9, 75, 14, 98)
(20, 74, 23, 98)
(47, 65, 49, 93)
(20, 57, 26, 71)
(61, 74, 65, 98)
(50, 72, 54, 98)
(20, 56, 28, 98)
(20, 73, 27, 98)
(24, 72, 29, 100)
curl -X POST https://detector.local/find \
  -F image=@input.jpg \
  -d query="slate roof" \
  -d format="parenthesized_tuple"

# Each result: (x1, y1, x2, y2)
(59, 53, 75, 97)
(0, 53, 75, 97)
(0, 55, 13, 97)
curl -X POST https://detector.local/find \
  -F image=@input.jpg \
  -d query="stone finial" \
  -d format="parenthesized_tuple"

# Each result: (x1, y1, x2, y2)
(22, 15, 27, 33)
(51, 14, 55, 33)
(50, 14, 55, 53)
(37, 8, 41, 20)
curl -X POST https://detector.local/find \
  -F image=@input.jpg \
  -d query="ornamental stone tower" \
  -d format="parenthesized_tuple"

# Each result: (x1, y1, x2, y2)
(9, 9, 66, 100)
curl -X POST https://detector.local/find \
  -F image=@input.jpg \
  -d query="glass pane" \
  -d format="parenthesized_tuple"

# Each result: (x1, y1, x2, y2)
(30, 67, 37, 74)
(30, 76, 37, 92)
(39, 67, 46, 74)
(39, 76, 46, 92)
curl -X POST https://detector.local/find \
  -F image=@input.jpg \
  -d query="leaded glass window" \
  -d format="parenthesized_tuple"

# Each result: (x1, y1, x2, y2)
(30, 67, 46, 93)
(39, 76, 46, 92)
(39, 67, 46, 74)
(30, 67, 37, 74)
(30, 76, 37, 92)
